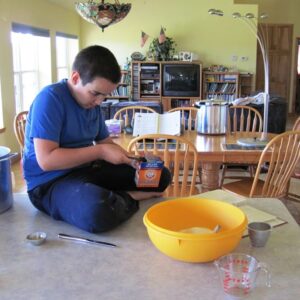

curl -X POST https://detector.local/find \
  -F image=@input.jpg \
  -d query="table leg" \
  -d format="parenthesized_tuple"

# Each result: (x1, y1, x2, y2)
(200, 162, 221, 192)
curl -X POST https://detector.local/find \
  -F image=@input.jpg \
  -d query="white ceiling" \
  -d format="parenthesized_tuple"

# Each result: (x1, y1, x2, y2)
(46, 0, 77, 11)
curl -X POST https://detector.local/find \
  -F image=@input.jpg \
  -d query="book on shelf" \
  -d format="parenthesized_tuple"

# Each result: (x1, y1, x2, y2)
(120, 73, 130, 84)
(109, 86, 130, 97)
(132, 111, 181, 137)
(141, 65, 159, 70)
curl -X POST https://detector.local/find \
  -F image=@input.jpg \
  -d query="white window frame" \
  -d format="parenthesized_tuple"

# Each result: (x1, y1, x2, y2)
(11, 23, 51, 113)
(56, 32, 79, 81)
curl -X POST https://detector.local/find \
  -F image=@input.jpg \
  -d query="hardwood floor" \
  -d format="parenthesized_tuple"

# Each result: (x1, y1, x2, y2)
(11, 161, 27, 193)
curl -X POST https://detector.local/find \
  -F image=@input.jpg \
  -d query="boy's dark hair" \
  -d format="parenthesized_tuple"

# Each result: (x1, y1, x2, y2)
(72, 45, 121, 85)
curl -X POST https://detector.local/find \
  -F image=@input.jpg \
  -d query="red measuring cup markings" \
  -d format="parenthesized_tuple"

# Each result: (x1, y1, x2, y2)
(215, 253, 271, 298)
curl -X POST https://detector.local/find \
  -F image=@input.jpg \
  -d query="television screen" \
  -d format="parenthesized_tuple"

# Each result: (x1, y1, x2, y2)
(162, 64, 200, 97)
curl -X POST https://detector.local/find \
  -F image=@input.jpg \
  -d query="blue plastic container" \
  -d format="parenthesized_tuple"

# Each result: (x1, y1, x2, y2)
(0, 146, 16, 214)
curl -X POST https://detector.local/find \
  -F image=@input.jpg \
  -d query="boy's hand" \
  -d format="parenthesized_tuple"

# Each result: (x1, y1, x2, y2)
(98, 143, 132, 165)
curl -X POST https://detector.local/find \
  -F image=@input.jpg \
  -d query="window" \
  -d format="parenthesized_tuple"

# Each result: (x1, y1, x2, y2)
(56, 32, 79, 81)
(11, 23, 51, 113)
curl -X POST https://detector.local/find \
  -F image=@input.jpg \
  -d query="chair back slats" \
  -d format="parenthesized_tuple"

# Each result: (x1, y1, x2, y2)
(293, 117, 300, 131)
(292, 117, 300, 176)
(232, 109, 238, 131)
(229, 105, 263, 133)
(113, 105, 156, 127)
(168, 107, 202, 185)
(13, 111, 28, 156)
(275, 135, 300, 196)
(250, 131, 300, 198)
(220, 106, 263, 187)
(127, 133, 198, 197)
(240, 108, 246, 131)
(264, 137, 289, 196)
(17, 119, 26, 145)
(168, 107, 198, 132)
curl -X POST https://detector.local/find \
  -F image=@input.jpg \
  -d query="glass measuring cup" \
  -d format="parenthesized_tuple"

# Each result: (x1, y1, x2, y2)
(214, 253, 271, 299)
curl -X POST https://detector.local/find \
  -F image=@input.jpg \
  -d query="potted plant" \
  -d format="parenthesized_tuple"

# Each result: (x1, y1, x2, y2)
(148, 36, 176, 61)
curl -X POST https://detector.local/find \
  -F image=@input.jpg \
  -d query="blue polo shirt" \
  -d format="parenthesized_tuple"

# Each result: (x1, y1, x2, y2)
(23, 79, 109, 191)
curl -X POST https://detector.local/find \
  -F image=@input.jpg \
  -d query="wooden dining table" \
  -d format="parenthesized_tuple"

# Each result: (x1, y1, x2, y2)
(113, 131, 276, 192)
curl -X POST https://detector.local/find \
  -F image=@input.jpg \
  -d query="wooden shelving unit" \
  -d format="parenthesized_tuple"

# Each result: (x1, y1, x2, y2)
(161, 97, 199, 112)
(106, 70, 131, 101)
(131, 61, 202, 111)
(131, 62, 161, 102)
(239, 73, 254, 97)
(202, 72, 240, 103)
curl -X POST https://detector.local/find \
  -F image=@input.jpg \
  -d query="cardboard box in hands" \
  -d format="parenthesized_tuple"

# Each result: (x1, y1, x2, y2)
(135, 156, 164, 188)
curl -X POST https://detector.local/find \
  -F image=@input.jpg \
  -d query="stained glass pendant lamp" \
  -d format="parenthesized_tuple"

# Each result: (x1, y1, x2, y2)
(75, 0, 131, 32)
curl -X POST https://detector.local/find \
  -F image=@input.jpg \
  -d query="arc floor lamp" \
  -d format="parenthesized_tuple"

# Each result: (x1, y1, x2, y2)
(209, 9, 270, 146)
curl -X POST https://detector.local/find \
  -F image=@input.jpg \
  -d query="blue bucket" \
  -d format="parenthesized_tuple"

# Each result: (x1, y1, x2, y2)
(0, 146, 17, 214)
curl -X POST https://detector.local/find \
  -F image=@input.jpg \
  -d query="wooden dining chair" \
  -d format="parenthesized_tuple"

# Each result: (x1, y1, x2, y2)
(168, 106, 198, 132)
(167, 106, 201, 183)
(287, 116, 300, 201)
(13, 110, 28, 156)
(127, 133, 199, 197)
(113, 105, 156, 127)
(220, 105, 263, 187)
(227, 105, 263, 133)
(222, 130, 300, 198)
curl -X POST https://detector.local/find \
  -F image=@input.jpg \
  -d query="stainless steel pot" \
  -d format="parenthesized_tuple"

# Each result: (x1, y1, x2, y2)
(0, 146, 17, 214)
(195, 100, 228, 135)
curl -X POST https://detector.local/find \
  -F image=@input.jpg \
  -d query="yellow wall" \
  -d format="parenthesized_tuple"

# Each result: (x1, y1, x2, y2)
(81, 0, 300, 112)
(1, 0, 299, 152)
(0, 0, 80, 151)
(235, 0, 300, 111)
(81, 0, 257, 73)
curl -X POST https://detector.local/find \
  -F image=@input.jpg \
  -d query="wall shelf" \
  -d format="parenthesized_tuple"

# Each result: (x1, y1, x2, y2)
(203, 71, 240, 102)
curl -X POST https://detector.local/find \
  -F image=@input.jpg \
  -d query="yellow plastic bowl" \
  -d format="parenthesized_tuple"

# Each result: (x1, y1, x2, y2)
(143, 198, 247, 263)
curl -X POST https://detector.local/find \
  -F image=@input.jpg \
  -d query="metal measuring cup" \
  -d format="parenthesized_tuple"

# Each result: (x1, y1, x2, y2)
(248, 222, 272, 247)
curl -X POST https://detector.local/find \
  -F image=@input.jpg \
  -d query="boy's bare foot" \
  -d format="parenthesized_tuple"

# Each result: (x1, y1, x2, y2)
(127, 191, 163, 201)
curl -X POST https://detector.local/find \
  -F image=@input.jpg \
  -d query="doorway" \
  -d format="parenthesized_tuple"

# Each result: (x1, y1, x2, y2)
(256, 24, 293, 106)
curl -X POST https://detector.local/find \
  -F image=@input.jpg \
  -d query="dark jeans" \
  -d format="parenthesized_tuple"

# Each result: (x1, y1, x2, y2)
(28, 161, 171, 233)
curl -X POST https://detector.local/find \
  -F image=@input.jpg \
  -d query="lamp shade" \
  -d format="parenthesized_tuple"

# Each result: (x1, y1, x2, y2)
(75, 2, 99, 24)
(75, 1, 131, 31)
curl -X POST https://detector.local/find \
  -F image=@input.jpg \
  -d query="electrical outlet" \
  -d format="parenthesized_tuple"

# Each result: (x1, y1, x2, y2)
(241, 56, 248, 61)
(231, 55, 238, 62)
